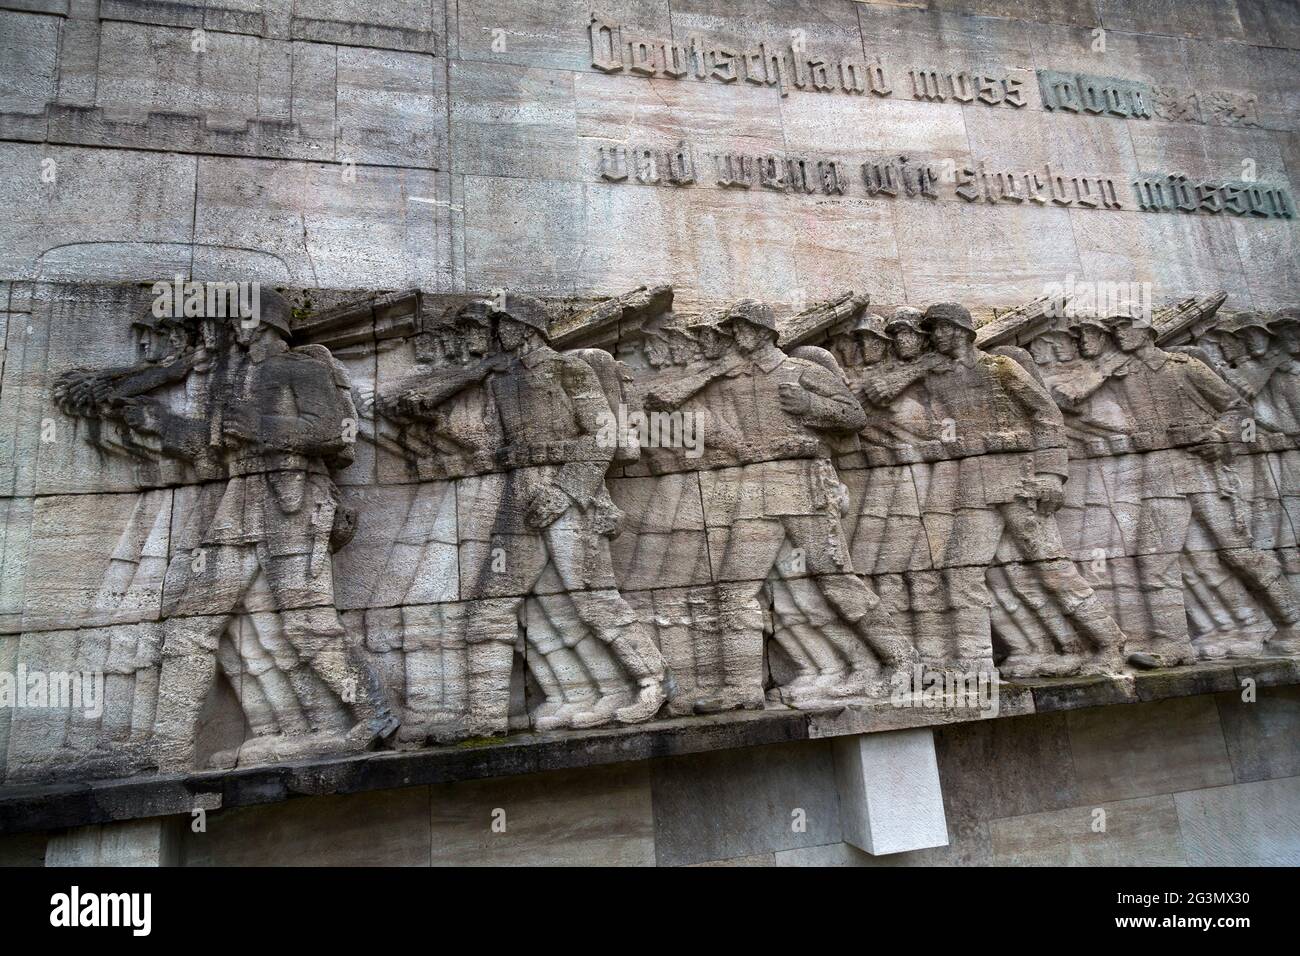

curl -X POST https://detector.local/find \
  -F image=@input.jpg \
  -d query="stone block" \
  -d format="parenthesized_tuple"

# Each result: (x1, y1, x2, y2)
(451, 60, 578, 181)
(989, 793, 1188, 865)
(1174, 775, 1300, 866)
(833, 728, 949, 855)
(289, 0, 440, 54)
(46, 817, 182, 866)
(0, 144, 197, 282)
(332, 482, 458, 610)
(336, 44, 446, 168)
(933, 710, 1082, 823)
(1214, 684, 1300, 784)
(193, 157, 448, 290)
(1094, 0, 1245, 42)
(24, 491, 172, 631)
(1065, 694, 1235, 803)
(650, 739, 842, 865)
(0, 10, 58, 142)
(182, 785, 432, 865)
(455, 0, 671, 71)
(429, 762, 655, 865)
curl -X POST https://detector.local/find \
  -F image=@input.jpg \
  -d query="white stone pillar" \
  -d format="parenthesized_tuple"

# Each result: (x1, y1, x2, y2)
(832, 727, 949, 855)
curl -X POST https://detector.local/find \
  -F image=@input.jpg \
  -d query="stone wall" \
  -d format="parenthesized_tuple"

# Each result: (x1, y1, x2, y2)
(3, 681, 1296, 865)
(0, 0, 1295, 311)
(1, 0, 1299, 864)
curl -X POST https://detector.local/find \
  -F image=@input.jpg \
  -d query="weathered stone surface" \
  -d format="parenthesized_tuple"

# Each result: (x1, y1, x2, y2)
(1214, 684, 1300, 783)
(181, 785, 431, 865)
(989, 793, 1188, 865)
(0, 10, 57, 142)
(1173, 775, 1300, 865)
(650, 740, 842, 866)
(1066, 695, 1235, 802)
(428, 762, 655, 866)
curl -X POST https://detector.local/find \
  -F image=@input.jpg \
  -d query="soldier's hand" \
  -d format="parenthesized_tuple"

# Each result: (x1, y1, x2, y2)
(525, 486, 570, 529)
(119, 398, 161, 435)
(778, 382, 811, 415)
(222, 407, 259, 444)
(1033, 475, 1065, 514)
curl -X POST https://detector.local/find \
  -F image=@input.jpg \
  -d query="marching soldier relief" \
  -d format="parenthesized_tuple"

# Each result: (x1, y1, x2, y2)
(0, 6, 1297, 861)
(2, 278, 1298, 783)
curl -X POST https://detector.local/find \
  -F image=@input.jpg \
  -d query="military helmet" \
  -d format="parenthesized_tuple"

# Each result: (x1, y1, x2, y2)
(924, 302, 976, 333)
(252, 288, 293, 336)
(885, 306, 925, 334)
(721, 298, 778, 334)
(490, 292, 551, 337)
(1216, 311, 1273, 335)
(454, 299, 493, 326)
(851, 312, 890, 340)
(1069, 315, 1112, 333)
(1268, 306, 1300, 329)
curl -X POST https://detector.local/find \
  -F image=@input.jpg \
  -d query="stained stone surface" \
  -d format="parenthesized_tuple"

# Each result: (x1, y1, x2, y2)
(0, 0, 1297, 807)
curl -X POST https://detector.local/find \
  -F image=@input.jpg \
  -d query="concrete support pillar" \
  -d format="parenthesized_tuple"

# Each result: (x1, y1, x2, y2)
(45, 817, 181, 867)
(832, 727, 949, 855)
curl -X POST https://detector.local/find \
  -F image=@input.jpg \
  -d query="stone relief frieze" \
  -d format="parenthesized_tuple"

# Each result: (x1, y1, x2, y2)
(2, 281, 1299, 785)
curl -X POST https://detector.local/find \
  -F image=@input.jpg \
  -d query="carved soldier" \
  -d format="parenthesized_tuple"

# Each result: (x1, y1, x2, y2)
(123, 291, 398, 770)
(901, 303, 1126, 675)
(1075, 312, 1300, 661)
(451, 294, 669, 726)
(649, 299, 916, 708)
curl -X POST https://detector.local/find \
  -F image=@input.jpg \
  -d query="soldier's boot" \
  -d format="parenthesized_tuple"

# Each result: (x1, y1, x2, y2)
(285, 609, 400, 748)
(1066, 593, 1129, 676)
(1221, 549, 1300, 656)
(568, 636, 636, 729)
(612, 626, 669, 724)
(1126, 581, 1198, 669)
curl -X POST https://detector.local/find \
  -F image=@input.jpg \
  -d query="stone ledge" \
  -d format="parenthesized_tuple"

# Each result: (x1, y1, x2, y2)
(1, 658, 1296, 835)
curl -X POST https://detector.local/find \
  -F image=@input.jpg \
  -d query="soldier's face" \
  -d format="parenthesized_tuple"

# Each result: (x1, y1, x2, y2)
(731, 321, 767, 354)
(1242, 327, 1271, 357)
(1077, 327, 1110, 359)
(496, 317, 527, 352)
(1052, 336, 1078, 362)
(930, 322, 961, 356)
(1114, 323, 1148, 352)
(857, 334, 888, 366)
(893, 328, 924, 360)
(699, 328, 731, 360)
(1216, 332, 1245, 363)
(829, 334, 860, 368)
(461, 321, 492, 356)
(1278, 325, 1300, 355)
(135, 327, 166, 362)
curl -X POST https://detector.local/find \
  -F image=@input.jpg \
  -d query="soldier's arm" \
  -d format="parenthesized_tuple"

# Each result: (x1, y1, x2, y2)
(376, 356, 501, 421)
(643, 360, 735, 411)
(1183, 355, 1248, 433)
(551, 356, 616, 507)
(797, 365, 869, 433)
(998, 355, 1068, 476)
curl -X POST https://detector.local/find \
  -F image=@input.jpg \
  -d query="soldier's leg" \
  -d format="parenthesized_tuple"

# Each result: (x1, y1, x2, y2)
(999, 501, 1125, 664)
(539, 523, 668, 722)
(265, 551, 398, 741)
(781, 513, 916, 669)
(1188, 491, 1300, 634)
(153, 545, 257, 772)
